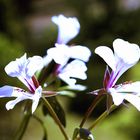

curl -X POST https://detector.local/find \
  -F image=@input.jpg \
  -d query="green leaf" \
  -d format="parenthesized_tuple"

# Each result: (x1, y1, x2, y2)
(42, 97, 66, 127)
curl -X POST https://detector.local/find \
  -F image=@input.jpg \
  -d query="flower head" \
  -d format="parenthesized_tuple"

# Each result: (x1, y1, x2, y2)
(52, 14, 80, 44)
(95, 38, 140, 89)
(1, 53, 44, 113)
(94, 38, 140, 111)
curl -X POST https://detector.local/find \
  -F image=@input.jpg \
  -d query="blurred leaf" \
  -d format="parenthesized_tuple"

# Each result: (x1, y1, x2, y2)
(42, 97, 66, 127)
(57, 91, 76, 97)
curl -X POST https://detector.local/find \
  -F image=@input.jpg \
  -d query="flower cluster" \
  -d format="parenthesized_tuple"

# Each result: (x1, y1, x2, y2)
(0, 14, 140, 140)
(94, 38, 140, 110)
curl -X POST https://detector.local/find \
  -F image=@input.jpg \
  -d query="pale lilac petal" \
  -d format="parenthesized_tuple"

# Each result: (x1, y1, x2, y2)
(52, 14, 80, 44)
(95, 46, 116, 71)
(5, 53, 27, 77)
(0, 86, 14, 97)
(26, 56, 44, 78)
(69, 45, 91, 62)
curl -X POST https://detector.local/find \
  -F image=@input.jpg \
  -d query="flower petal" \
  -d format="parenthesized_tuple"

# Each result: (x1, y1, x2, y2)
(47, 44, 69, 65)
(124, 94, 140, 111)
(95, 46, 116, 71)
(58, 60, 87, 85)
(6, 96, 27, 110)
(0, 86, 14, 97)
(69, 45, 91, 62)
(116, 81, 140, 94)
(108, 88, 125, 106)
(52, 14, 80, 44)
(5, 53, 27, 77)
(113, 38, 140, 65)
(26, 56, 44, 78)
(31, 86, 42, 113)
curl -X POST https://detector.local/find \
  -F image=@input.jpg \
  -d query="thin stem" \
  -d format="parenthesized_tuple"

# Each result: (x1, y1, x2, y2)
(88, 104, 117, 130)
(79, 94, 104, 128)
(13, 108, 31, 140)
(42, 97, 70, 140)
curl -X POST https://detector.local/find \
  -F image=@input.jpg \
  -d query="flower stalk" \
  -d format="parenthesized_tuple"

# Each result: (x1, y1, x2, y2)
(42, 97, 70, 140)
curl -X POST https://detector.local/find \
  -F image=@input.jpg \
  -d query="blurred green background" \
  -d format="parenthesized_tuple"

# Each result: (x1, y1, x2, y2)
(0, 0, 140, 139)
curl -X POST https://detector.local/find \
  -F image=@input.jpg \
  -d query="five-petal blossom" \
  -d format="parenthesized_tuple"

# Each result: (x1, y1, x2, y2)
(94, 38, 140, 110)
(0, 53, 44, 113)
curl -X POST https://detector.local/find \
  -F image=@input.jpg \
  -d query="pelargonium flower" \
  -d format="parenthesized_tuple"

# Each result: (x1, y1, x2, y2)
(0, 53, 44, 113)
(43, 44, 91, 86)
(94, 38, 140, 110)
(52, 14, 80, 44)
(43, 14, 91, 87)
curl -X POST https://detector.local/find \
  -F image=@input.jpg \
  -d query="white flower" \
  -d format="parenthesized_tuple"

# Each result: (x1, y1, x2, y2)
(46, 43, 91, 66)
(58, 60, 87, 85)
(94, 38, 140, 111)
(95, 38, 140, 88)
(2, 54, 44, 113)
(52, 14, 80, 44)
(5, 53, 43, 91)
(0, 86, 42, 113)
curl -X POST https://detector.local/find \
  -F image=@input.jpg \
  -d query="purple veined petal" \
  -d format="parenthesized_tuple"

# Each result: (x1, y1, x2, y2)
(115, 81, 140, 94)
(52, 14, 80, 44)
(95, 46, 116, 71)
(5, 86, 42, 113)
(0, 86, 29, 98)
(69, 45, 91, 62)
(5, 53, 27, 77)
(26, 56, 44, 78)
(113, 38, 140, 65)
(47, 44, 70, 66)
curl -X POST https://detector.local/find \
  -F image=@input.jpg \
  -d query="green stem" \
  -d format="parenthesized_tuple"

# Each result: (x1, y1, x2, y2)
(42, 97, 70, 140)
(88, 104, 117, 130)
(79, 95, 103, 128)
(13, 108, 31, 140)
